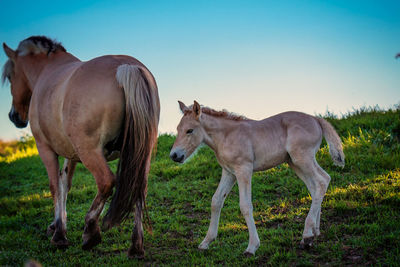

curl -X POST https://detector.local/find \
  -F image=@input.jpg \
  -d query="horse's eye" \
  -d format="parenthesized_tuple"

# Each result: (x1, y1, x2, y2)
(186, 129, 193, 134)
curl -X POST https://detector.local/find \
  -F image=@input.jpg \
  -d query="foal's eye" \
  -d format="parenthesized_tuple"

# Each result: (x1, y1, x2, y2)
(186, 129, 194, 134)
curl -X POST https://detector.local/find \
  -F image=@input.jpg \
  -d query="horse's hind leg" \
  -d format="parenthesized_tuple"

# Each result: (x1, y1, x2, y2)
(79, 149, 115, 250)
(128, 158, 151, 259)
(289, 156, 330, 248)
(128, 202, 145, 259)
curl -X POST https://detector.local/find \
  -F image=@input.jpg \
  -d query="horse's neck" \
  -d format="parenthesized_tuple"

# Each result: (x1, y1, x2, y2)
(201, 114, 239, 152)
(24, 52, 79, 91)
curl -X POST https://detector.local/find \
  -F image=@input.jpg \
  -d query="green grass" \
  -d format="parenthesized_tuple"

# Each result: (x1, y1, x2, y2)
(1, 107, 400, 266)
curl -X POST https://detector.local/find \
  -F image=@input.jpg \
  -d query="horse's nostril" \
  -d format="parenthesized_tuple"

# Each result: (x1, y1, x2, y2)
(170, 152, 184, 163)
(177, 155, 184, 163)
(170, 152, 177, 161)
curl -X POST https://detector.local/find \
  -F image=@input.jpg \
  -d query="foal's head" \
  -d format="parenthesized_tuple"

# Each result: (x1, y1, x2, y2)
(2, 36, 66, 128)
(170, 101, 205, 163)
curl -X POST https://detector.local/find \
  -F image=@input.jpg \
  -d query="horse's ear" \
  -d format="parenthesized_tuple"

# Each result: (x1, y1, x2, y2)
(193, 100, 201, 118)
(3, 43, 16, 60)
(178, 100, 188, 113)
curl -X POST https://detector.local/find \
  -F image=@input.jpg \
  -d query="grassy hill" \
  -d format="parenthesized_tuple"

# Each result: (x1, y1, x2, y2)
(0, 107, 399, 266)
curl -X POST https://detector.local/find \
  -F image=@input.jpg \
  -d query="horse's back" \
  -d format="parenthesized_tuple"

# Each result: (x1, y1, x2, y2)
(32, 55, 147, 159)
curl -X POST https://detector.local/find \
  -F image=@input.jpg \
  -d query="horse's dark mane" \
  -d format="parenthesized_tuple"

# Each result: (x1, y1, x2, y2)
(186, 105, 249, 121)
(2, 36, 66, 85)
(17, 36, 66, 56)
(1, 60, 13, 84)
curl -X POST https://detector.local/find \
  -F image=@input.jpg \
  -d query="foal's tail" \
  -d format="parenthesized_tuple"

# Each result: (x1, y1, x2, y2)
(103, 64, 159, 229)
(317, 118, 345, 167)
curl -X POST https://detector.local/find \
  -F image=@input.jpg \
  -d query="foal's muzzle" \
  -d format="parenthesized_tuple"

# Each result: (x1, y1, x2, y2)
(9, 108, 28, 128)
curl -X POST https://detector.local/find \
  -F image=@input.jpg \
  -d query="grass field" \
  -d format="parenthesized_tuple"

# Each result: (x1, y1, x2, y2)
(1, 107, 400, 266)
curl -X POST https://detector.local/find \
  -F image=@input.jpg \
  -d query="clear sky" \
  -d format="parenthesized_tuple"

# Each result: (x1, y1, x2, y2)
(1, 0, 399, 140)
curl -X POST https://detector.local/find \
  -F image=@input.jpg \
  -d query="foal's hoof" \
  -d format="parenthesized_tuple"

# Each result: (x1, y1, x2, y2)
(128, 246, 145, 259)
(82, 231, 102, 250)
(51, 232, 69, 249)
(198, 242, 210, 250)
(299, 237, 314, 249)
(243, 251, 255, 257)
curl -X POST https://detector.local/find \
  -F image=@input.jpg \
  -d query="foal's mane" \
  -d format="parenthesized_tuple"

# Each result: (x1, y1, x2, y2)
(2, 36, 66, 84)
(186, 105, 249, 121)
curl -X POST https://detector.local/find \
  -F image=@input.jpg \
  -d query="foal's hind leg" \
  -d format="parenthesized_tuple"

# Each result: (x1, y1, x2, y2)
(289, 157, 330, 248)
(79, 149, 115, 250)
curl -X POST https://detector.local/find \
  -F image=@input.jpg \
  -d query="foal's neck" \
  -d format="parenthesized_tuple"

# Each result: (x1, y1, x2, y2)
(201, 114, 242, 152)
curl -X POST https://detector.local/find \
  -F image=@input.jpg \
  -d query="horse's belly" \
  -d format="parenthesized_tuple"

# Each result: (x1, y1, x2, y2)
(31, 118, 78, 159)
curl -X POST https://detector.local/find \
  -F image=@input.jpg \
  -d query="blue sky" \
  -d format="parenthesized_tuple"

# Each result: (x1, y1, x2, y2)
(1, 0, 399, 140)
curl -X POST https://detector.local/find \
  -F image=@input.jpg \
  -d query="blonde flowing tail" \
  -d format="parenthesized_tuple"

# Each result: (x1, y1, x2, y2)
(103, 64, 159, 229)
(317, 118, 345, 167)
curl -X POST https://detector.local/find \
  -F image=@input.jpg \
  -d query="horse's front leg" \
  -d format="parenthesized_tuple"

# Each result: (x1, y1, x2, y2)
(236, 166, 260, 256)
(37, 143, 71, 248)
(199, 169, 236, 250)
(79, 150, 115, 250)
(48, 159, 77, 239)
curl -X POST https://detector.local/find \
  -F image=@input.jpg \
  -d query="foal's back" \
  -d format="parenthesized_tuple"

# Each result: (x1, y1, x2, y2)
(244, 111, 322, 171)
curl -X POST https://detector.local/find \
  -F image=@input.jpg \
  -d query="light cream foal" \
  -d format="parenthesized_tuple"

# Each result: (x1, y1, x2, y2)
(170, 101, 344, 256)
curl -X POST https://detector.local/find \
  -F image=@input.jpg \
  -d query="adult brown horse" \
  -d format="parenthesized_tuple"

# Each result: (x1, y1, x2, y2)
(2, 36, 160, 258)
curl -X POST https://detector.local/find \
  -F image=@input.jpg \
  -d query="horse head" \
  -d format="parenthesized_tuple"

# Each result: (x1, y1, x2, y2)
(2, 43, 31, 128)
(170, 100, 205, 163)
(2, 36, 67, 128)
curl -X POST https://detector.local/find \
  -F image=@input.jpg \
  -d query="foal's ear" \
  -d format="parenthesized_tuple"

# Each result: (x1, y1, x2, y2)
(3, 43, 16, 60)
(193, 100, 201, 118)
(178, 100, 188, 113)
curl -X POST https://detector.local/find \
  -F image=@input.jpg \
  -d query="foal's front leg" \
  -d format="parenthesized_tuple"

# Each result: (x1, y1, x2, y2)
(236, 166, 260, 256)
(199, 169, 236, 250)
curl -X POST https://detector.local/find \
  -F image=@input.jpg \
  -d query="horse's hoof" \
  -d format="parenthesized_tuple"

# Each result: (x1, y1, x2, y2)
(51, 232, 69, 249)
(299, 237, 314, 249)
(101, 218, 113, 232)
(82, 231, 102, 250)
(128, 247, 145, 259)
(47, 224, 55, 236)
